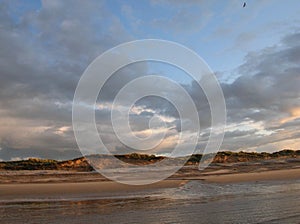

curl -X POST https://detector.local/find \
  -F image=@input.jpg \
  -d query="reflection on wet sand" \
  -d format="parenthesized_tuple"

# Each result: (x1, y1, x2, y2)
(1, 180, 300, 224)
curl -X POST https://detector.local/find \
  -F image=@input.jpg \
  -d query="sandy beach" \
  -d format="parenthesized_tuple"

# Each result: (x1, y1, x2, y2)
(1, 161, 300, 224)
(0, 179, 186, 201)
(0, 160, 299, 201)
(0, 168, 299, 200)
(203, 168, 300, 183)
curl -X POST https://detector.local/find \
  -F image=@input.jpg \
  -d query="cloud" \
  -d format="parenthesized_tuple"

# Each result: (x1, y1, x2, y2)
(280, 107, 300, 124)
(219, 31, 300, 151)
(0, 1, 299, 160)
(0, 0, 135, 160)
(99, 31, 300, 154)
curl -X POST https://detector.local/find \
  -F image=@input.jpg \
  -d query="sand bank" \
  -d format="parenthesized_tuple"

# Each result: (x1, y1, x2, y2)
(1, 164, 300, 201)
(203, 168, 300, 183)
(0, 179, 186, 201)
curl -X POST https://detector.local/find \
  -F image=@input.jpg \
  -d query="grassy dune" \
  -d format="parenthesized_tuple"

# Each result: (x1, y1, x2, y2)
(0, 149, 299, 171)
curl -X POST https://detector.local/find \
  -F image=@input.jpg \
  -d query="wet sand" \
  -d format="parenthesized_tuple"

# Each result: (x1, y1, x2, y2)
(0, 160, 299, 201)
(1, 161, 300, 224)
(1, 179, 300, 224)
(203, 168, 300, 183)
(0, 180, 186, 201)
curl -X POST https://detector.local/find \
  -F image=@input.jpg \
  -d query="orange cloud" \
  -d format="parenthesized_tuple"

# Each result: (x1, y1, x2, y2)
(280, 107, 300, 124)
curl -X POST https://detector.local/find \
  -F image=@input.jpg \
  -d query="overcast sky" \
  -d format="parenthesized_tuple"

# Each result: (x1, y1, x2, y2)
(0, 0, 299, 161)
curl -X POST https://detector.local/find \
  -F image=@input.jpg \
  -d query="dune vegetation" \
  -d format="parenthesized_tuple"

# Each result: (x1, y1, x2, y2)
(0, 149, 299, 171)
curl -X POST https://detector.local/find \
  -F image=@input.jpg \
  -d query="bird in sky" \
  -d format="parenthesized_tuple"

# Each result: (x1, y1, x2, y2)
(243, 2, 247, 7)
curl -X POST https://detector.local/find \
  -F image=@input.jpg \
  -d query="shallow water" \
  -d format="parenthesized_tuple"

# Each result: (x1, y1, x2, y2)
(1, 180, 300, 224)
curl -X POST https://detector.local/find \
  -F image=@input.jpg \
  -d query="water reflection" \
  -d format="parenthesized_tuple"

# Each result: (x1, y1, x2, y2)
(1, 180, 300, 224)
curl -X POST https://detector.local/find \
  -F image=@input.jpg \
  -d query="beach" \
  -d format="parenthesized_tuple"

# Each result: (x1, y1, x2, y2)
(203, 168, 300, 183)
(0, 180, 186, 202)
(1, 179, 299, 224)
(1, 160, 300, 223)
(0, 160, 299, 199)
(1, 166, 300, 200)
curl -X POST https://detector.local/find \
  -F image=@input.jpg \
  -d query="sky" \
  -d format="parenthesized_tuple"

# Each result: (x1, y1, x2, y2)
(0, 0, 299, 161)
